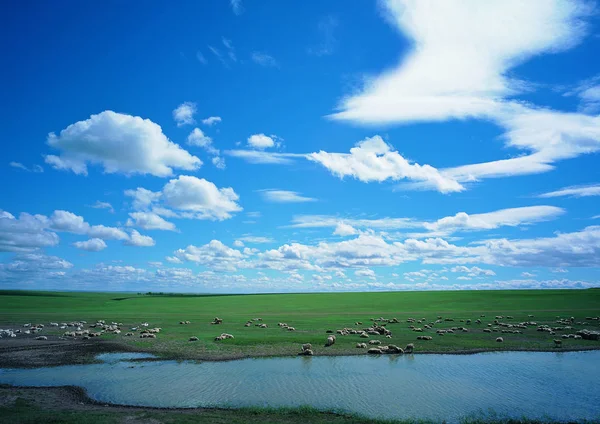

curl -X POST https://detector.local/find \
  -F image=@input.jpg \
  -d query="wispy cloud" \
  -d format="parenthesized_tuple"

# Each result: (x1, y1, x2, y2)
(196, 51, 207, 65)
(230, 0, 243, 16)
(89, 201, 114, 214)
(9, 162, 43, 173)
(308, 15, 338, 56)
(538, 183, 600, 198)
(251, 52, 278, 67)
(259, 189, 317, 203)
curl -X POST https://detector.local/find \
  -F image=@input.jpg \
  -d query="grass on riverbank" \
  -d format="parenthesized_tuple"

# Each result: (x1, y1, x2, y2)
(2, 396, 599, 424)
(0, 289, 599, 361)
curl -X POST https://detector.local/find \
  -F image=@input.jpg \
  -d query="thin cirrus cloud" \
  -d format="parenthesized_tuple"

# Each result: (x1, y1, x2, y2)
(259, 189, 317, 203)
(538, 183, 600, 198)
(44, 111, 202, 177)
(9, 162, 43, 173)
(288, 205, 564, 236)
(251, 52, 278, 67)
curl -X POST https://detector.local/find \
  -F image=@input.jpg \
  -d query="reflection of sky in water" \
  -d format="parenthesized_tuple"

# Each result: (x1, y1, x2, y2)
(1, 351, 599, 423)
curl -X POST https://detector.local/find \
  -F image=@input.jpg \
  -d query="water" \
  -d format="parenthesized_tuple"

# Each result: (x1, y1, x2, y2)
(1, 351, 599, 422)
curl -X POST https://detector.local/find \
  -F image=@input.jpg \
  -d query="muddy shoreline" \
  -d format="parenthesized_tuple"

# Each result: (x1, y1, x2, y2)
(1, 337, 599, 369)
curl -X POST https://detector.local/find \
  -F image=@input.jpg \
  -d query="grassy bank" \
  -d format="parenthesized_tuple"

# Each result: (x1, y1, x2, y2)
(0, 289, 599, 361)
(2, 386, 597, 424)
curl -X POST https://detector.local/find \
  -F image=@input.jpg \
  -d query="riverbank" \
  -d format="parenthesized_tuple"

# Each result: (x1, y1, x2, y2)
(1, 337, 600, 368)
(1, 385, 597, 424)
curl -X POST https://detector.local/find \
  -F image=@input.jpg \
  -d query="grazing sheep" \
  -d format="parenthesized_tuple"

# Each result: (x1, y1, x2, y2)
(287, 327, 296, 331)
(385, 334, 392, 338)
(386, 345, 404, 354)
(368, 347, 383, 354)
(359, 332, 369, 338)
(125, 332, 134, 336)
(325, 335, 336, 346)
(356, 343, 367, 348)
(302, 343, 312, 351)
(417, 336, 433, 340)
(35, 336, 47, 341)
(298, 349, 313, 356)
(326, 330, 333, 333)
(553, 339, 562, 347)
(189, 336, 199, 342)
(496, 337, 504, 342)
(259, 324, 268, 328)
(211, 317, 223, 325)
(244, 322, 251, 327)
(368, 340, 381, 345)
(405, 343, 414, 353)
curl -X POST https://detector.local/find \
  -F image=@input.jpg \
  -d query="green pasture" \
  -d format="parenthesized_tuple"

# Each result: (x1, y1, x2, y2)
(1, 289, 599, 359)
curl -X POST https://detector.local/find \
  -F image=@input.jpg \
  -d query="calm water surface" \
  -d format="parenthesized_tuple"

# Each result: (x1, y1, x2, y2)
(1, 351, 599, 422)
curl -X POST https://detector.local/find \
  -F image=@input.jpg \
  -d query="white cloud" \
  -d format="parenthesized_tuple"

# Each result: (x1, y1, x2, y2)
(187, 128, 218, 155)
(165, 256, 183, 264)
(45, 111, 201, 177)
(230, 0, 243, 15)
(551, 267, 569, 273)
(73, 238, 107, 252)
(124, 230, 155, 247)
(333, 223, 357, 236)
(0, 211, 58, 252)
(451, 265, 496, 277)
(308, 136, 464, 193)
(126, 212, 177, 231)
(162, 175, 242, 220)
(259, 189, 316, 203)
(251, 52, 278, 67)
(355, 268, 376, 280)
(49, 210, 128, 240)
(125, 188, 162, 210)
(212, 156, 226, 169)
(225, 150, 302, 164)
(173, 240, 245, 271)
(233, 240, 245, 248)
(289, 214, 418, 230)
(196, 51, 207, 65)
(9, 162, 43, 173)
(308, 15, 338, 56)
(237, 236, 274, 244)
(423, 206, 565, 233)
(521, 272, 536, 277)
(202, 116, 222, 126)
(539, 183, 600, 198)
(173, 102, 197, 126)
(90, 201, 114, 213)
(330, 0, 589, 124)
(248, 133, 276, 149)
(565, 74, 600, 113)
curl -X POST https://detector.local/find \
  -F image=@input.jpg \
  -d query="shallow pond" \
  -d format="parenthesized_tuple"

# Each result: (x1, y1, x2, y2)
(1, 351, 599, 422)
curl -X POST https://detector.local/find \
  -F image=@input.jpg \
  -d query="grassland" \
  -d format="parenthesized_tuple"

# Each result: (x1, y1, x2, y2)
(1, 289, 599, 363)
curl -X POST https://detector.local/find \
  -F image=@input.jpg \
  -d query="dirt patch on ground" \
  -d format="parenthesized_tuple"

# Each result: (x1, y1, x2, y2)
(0, 337, 139, 368)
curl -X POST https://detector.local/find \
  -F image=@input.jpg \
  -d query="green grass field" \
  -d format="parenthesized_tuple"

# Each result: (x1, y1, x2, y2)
(1, 289, 599, 360)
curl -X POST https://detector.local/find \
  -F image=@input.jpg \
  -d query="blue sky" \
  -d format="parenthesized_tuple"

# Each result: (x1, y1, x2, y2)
(1, 0, 600, 293)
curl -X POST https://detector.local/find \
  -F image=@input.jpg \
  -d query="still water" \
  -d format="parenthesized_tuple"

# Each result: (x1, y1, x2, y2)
(1, 351, 599, 422)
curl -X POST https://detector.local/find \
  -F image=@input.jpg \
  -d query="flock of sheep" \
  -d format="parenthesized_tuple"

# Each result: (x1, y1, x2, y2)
(1, 314, 599, 358)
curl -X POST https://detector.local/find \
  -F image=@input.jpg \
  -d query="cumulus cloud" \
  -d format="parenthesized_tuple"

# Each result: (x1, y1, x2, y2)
(248, 133, 277, 149)
(451, 265, 496, 277)
(162, 175, 242, 220)
(124, 230, 155, 247)
(126, 212, 177, 231)
(355, 268, 376, 280)
(44, 111, 201, 177)
(187, 128, 218, 155)
(0, 211, 58, 252)
(202, 116, 222, 126)
(333, 223, 357, 236)
(125, 188, 162, 210)
(308, 136, 464, 193)
(73, 238, 107, 252)
(49, 210, 128, 240)
(172, 240, 245, 271)
(212, 156, 226, 169)
(173, 102, 197, 126)
(259, 189, 316, 203)
(539, 183, 600, 198)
